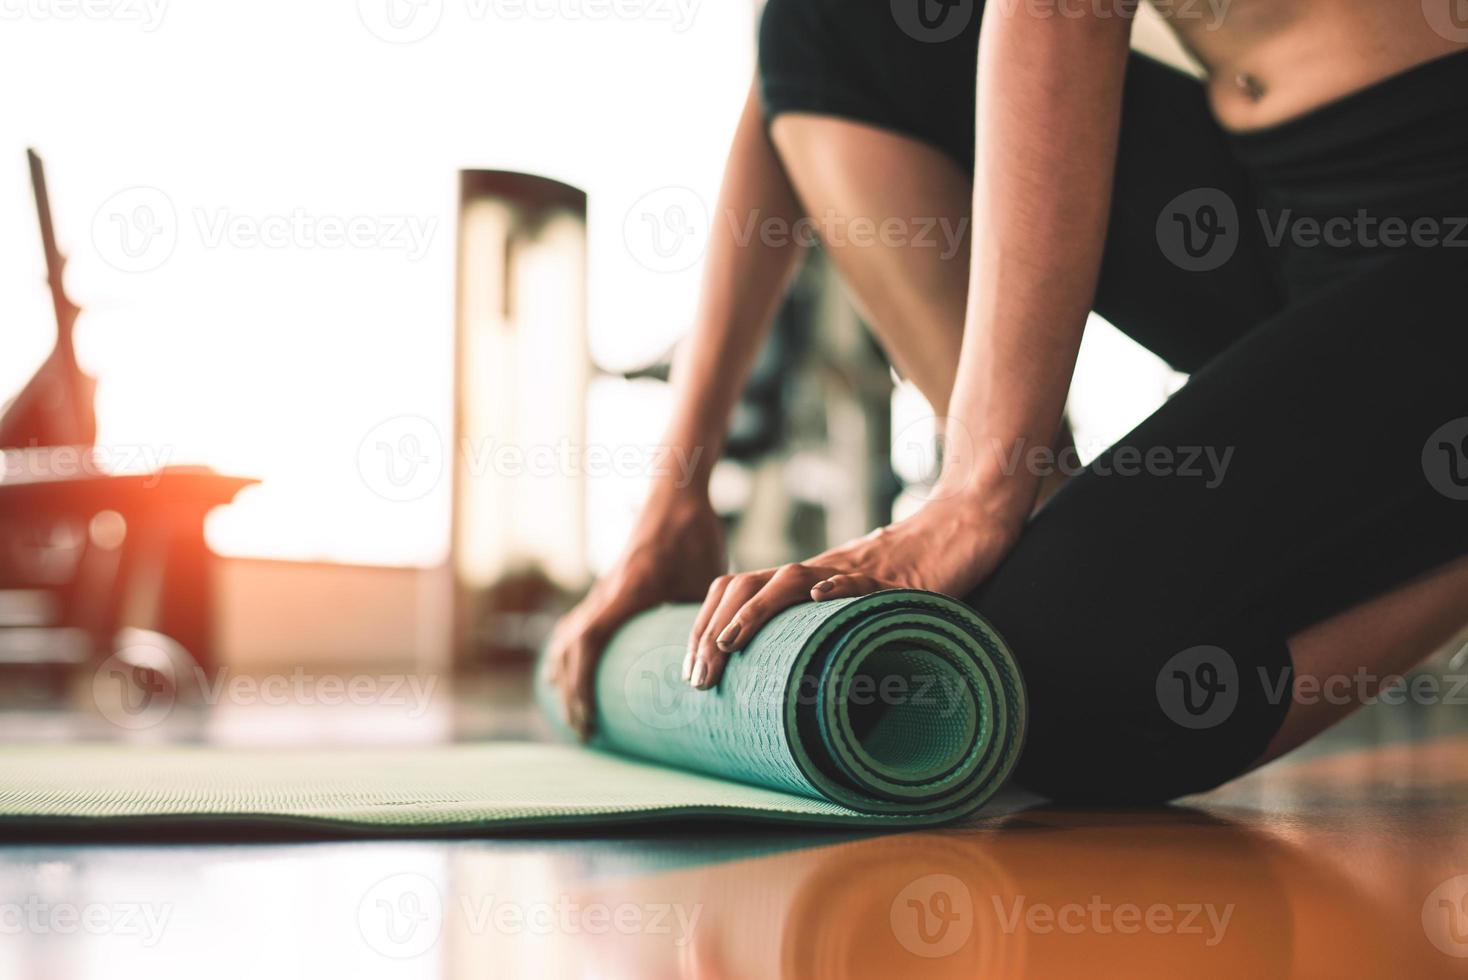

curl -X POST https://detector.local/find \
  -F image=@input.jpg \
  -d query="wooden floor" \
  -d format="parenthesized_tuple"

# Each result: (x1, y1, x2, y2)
(3, 702, 1467, 978)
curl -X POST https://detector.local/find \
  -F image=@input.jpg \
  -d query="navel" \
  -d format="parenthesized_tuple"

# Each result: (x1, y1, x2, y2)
(1235, 72, 1266, 101)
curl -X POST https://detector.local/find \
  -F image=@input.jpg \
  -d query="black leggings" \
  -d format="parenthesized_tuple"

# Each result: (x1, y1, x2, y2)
(759, 0, 1468, 802)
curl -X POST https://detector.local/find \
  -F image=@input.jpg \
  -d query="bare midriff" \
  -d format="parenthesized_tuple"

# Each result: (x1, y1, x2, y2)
(1154, 0, 1467, 131)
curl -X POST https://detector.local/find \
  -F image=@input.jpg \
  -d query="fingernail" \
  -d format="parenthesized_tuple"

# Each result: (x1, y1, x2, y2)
(716, 622, 741, 651)
(813, 580, 833, 593)
(681, 651, 694, 682)
(690, 660, 708, 688)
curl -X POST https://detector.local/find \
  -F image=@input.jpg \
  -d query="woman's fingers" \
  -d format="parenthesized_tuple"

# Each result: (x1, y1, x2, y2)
(681, 563, 882, 691)
(690, 573, 767, 689)
(548, 603, 618, 741)
(565, 649, 588, 737)
(554, 638, 588, 738)
(692, 569, 775, 686)
(810, 572, 885, 601)
(544, 623, 573, 717)
(685, 575, 733, 682)
(693, 564, 826, 688)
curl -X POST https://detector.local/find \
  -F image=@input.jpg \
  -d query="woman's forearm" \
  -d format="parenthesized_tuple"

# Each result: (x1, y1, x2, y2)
(940, 5, 1135, 527)
(660, 81, 807, 498)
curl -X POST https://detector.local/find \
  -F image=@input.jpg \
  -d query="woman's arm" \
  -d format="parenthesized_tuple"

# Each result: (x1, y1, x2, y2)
(939, 1, 1134, 521)
(547, 80, 806, 735)
(663, 82, 809, 496)
(686, 5, 1137, 689)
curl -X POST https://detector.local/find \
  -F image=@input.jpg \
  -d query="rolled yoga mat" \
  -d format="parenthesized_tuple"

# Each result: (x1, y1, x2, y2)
(0, 591, 1025, 835)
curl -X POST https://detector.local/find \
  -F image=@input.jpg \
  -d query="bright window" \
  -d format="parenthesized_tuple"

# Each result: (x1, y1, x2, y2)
(1, 0, 755, 567)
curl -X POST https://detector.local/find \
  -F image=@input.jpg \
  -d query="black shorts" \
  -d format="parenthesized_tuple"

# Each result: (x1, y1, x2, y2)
(759, 0, 1468, 802)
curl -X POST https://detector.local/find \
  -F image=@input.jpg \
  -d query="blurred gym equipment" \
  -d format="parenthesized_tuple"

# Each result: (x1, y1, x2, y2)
(1, 151, 95, 451)
(0, 151, 254, 706)
(451, 171, 589, 665)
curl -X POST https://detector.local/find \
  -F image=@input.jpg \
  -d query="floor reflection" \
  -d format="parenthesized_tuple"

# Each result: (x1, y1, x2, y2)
(5, 735, 1466, 978)
(478, 809, 1357, 979)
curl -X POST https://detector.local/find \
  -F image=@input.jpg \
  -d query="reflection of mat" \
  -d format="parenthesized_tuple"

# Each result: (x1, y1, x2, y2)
(551, 814, 1302, 979)
(0, 591, 1026, 835)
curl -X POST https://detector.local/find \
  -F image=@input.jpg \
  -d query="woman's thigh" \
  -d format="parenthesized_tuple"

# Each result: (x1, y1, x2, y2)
(966, 244, 1468, 803)
(767, 113, 974, 410)
(757, 0, 1286, 371)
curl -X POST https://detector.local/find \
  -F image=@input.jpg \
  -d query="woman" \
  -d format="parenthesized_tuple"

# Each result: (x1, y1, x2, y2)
(548, 0, 1468, 802)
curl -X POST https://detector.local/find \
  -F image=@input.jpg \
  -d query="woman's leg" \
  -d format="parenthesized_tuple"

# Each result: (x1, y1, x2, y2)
(755, 0, 1468, 797)
(757, 0, 1287, 375)
(754, 2, 1290, 430)
(763, 108, 1468, 788)
(768, 114, 1083, 499)
(966, 244, 1468, 803)
(1261, 553, 1468, 764)
(768, 114, 973, 411)
(767, 122, 1468, 789)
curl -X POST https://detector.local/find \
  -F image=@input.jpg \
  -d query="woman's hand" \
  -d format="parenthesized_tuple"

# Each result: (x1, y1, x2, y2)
(683, 490, 1023, 690)
(545, 490, 725, 739)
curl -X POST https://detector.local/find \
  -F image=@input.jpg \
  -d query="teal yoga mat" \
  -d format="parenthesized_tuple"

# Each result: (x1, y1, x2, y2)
(0, 590, 1025, 834)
